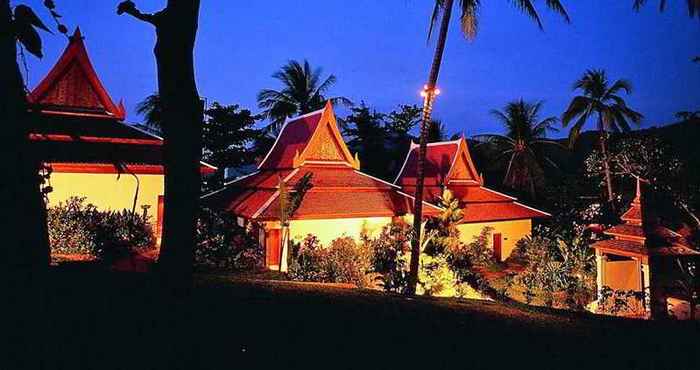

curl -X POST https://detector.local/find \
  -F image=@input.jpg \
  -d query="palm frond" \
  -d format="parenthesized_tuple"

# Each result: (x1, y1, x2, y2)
(511, 0, 544, 29)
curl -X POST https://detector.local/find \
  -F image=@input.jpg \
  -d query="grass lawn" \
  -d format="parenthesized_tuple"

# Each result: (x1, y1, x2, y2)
(5, 268, 699, 370)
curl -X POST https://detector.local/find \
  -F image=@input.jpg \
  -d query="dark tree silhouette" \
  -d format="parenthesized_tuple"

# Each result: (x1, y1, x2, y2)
(343, 104, 388, 178)
(118, 0, 202, 288)
(1, 1, 61, 269)
(257, 59, 352, 135)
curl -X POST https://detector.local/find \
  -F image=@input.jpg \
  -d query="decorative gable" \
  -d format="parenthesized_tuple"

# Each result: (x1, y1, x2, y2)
(446, 138, 481, 184)
(28, 28, 125, 120)
(294, 101, 359, 169)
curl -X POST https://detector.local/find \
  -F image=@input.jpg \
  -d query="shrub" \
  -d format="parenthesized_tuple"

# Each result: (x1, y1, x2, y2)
(368, 221, 412, 293)
(195, 208, 264, 272)
(289, 235, 375, 287)
(463, 226, 495, 267)
(324, 237, 374, 288)
(48, 197, 155, 263)
(418, 253, 457, 297)
(288, 235, 326, 281)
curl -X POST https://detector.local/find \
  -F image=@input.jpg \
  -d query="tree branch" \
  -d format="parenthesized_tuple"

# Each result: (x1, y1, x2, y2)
(116, 1, 159, 26)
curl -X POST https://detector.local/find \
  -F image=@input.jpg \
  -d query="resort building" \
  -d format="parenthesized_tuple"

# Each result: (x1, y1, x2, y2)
(591, 180, 700, 319)
(28, 28, 215, 241)
(394, 138, 550, 261)
(202, 102, 441, 270)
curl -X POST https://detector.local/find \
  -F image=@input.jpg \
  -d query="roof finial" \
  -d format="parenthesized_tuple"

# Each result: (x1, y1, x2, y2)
(69, 27, 84, 43)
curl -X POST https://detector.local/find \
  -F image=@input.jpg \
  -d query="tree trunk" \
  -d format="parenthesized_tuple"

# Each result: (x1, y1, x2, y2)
(0, 0, 50, 270)
(407, 0, 454, 295)
(599, 132, 615, 207)
(133, 1, 202, 289)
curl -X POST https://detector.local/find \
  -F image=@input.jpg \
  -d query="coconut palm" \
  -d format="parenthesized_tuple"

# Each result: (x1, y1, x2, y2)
(562, 69, 643, 206)
(474, 100, 562, 199)
(406, 0, 570, 295)
(135, 93, 162, 131)
(257, 60, 352, 135)
(633, 0, 700, 18)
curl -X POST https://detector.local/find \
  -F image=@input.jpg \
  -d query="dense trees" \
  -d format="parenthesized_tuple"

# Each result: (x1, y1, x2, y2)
(562, 69, 643, 207)
(257, 59, 352, 135)
(118, 0, 203, 288)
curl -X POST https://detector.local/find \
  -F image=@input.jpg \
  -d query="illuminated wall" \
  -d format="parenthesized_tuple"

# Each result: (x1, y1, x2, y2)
(47, 171, 164, 224)
(456, 219, 532, 261)
(289, 216, 393, 245)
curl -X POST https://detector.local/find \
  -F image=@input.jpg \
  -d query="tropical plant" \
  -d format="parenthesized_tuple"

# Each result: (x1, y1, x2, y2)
(135, 93, 163, 132)
(257, 59, 352, 134)
(474, 100, 562, 199)
(406, 0, 570, 295)
(562, 69, 643, 207)
(195, 208, 263, 272)
(633, 0, 700, 18)
(673, 259, 698, 320)
(368, 221, 413, 293)
(48, 197, 155, 264)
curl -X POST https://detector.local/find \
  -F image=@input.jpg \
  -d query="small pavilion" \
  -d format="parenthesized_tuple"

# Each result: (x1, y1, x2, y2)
(394, 138, 550, 261)
(203, 102, 441, 270)
(591, 179, 700, 319)
(28, 28, 215, 243)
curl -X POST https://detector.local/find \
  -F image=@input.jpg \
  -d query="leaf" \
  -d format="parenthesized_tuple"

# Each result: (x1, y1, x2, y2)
(44, 0, 56, 10)
(15, 23, 43, 58)
(14, 5, 51, 33)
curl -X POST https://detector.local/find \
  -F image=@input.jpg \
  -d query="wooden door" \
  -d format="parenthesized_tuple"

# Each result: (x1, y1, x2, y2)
(265, 229, 281, 268)
(493, 233, 502, 261)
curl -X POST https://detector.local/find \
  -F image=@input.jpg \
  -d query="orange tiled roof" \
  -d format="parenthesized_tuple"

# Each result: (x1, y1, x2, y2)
(394, 138, 549, 223)
(202, 103, 440, 221)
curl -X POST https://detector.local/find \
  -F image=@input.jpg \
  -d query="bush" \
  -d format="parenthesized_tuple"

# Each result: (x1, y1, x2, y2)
(288, 235, 375, 288)
(324, 237, 374, 288)
(195, 208, 264, 272)
(418, 253, 457, 297)
(288, 235, 325, 281)
(47, 197, 155, 263)
(368, 221, 412, 293)
(462, 226, 495, 267)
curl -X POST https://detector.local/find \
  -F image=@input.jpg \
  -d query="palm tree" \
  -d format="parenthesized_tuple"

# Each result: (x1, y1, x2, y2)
(633, 0, 700, 18)
(135, 93, 162, 134)
(562, 69, 643, 206)
(474, 100, 562, 199)
(406, 0, 570, 295)
(257, 60, 352, 134)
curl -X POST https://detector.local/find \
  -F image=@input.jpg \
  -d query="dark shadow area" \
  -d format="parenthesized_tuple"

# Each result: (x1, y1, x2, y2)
(4, 268, 699, 370)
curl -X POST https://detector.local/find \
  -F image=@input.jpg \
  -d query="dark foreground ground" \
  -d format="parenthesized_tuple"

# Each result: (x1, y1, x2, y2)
(4, 268, 700, 370)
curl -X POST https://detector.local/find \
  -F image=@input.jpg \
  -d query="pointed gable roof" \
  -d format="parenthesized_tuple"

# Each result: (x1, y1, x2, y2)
(28, 28, 125, 120)
(394, 137, 550, 222)
(394, 137, 482, 188)
(203, 102, 441, 221)
(258, 101, 359, 170)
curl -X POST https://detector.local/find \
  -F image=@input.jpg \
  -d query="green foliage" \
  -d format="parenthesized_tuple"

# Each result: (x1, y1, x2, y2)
(48, 197, 155, 263)
(343, 103, 388, 177)
(257, 59, 353, 134)
(474, 99, 562, 198)
(514, 227, 596, 309)
(423, 189, 462, 256)
(202, 103, 261, 189)
(195, 208, 264, 272)
(368, 221, 413, 293)
(288, 235, 326, 282)
(418, 253, 457, 297)
(288, 235, 374, 287)
(597, 286, 646, 315)
(462, 226, 495, 268)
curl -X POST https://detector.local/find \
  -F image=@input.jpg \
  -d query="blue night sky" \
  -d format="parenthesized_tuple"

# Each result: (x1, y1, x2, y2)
(24, 0, 700, 138)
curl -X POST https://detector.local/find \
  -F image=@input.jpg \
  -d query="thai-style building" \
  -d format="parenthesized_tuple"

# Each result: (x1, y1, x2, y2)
(29, 29, 215, 241)
(591, 179, 700, 319)
(202, 102, 441, 270)
(394, 138, 550, 261)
